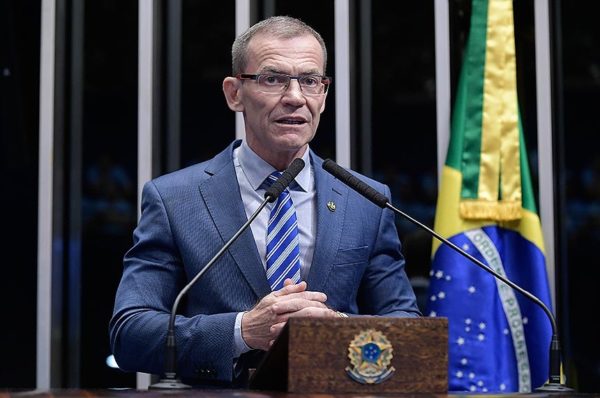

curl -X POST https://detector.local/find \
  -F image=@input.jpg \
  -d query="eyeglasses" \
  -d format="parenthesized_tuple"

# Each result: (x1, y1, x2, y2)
(236, 73, 332, 96)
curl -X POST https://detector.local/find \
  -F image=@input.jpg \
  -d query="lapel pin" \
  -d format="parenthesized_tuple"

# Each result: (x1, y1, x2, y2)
(327, 201, 336, 212)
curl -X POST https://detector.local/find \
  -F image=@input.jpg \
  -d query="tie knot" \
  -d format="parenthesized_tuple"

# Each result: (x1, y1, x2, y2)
(264, 171, 283, 189)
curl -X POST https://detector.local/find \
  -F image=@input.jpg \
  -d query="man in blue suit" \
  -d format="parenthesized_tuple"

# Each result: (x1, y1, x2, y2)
(109, 15, 420, 387)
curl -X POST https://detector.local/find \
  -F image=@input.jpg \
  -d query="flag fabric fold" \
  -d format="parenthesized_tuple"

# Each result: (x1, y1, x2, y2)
(426, 0, 553, 392)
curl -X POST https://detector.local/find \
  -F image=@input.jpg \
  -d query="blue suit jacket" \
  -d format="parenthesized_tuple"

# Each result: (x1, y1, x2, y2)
(109, 140, 420, 386)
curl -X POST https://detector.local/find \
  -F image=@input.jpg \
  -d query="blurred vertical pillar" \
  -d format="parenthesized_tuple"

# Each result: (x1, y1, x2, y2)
(37, 0, 57, 388)
(235, 0, 251, 140)
(37, 0, 68, 389)
(534, 0, 556, 309)
(66, 0, 84, 387)
(334, 0, 351, 168)
(166, 0, 182, 172)
(358, 0, 372, 175)
(434, 0, 450, 179)
(137, 0, 160, 389)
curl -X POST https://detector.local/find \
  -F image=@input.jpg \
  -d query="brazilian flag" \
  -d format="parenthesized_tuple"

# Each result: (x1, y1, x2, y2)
(426, 0, 553, 392)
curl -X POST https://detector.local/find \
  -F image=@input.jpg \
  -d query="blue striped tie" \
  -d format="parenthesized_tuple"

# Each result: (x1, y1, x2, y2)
(265, 172, 302, 290)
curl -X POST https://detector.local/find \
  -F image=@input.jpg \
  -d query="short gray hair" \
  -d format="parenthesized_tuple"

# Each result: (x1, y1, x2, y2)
(231, 16, 328, 75)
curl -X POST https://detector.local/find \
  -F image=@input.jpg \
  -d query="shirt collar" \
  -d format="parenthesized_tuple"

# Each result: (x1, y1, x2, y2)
(238, 140, 311, 192)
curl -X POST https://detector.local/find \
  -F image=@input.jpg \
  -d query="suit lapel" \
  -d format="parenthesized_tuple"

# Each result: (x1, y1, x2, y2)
(306, 156, 347, 292)
(198, 147, 271, 299)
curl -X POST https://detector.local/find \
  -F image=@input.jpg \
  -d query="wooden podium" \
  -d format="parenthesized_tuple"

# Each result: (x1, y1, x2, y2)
(249, 317, 448, 394)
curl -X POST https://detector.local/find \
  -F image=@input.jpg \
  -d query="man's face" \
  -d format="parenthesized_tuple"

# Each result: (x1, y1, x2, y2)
(235, 34, 327, 161)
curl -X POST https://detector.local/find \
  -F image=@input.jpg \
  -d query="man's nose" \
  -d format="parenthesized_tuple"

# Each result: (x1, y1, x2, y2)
(281, 79, 306, 104)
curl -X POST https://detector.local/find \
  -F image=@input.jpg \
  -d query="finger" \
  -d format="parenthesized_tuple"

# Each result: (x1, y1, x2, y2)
(269, 321, 287, 337)
(283, 278, 295, 287)
(273, 280, 307, 297)
(288, 307, 337, 318)
(271, 297, 329, 314)
(255, 288, 326, 317)
(284, 290, 328, 303)
(269, 295, 328, 314)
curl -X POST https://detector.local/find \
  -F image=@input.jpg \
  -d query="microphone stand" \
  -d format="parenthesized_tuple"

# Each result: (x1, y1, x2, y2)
(321, 159, 572, 392)
(149, 198, 272, 389)
(150, 158, 305, 389)
(384, 202, 572, 392)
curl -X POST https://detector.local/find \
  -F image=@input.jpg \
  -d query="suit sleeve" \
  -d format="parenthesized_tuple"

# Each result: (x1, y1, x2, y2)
(357, 184, 422, 317)
(109, 180, 238, 382)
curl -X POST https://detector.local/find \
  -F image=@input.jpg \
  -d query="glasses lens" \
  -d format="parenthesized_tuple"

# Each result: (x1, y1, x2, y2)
(299, 76, 324, 95)
(257, 74, 289, 93)
(256, 74, 328, 95)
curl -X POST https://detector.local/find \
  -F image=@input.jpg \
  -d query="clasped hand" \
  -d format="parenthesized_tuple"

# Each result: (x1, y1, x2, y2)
(241, 279, 338, 351)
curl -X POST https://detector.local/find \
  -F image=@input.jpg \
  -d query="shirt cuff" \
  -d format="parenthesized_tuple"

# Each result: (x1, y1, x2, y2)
(234, 311, 252, 358)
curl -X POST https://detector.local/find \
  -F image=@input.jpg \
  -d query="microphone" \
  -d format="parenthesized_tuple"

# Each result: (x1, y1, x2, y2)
(322, 158, 572, 392)
(150, 158, 305, 389)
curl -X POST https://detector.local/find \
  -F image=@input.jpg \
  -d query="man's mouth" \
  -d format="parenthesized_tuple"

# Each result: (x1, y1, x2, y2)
(276, 117, 307, 125)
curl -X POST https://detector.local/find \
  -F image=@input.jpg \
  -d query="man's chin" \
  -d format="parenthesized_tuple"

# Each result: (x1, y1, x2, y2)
(272, 130, 313, 147)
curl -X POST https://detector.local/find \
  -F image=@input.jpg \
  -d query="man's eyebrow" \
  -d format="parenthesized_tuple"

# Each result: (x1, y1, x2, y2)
(298, 70, 322, 76)
(258, 67, 284, 74)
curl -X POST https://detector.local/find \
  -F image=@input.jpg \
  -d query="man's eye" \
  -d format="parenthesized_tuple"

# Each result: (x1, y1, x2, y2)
(301, 77, 319, 87)
(263, 75, 286, 85)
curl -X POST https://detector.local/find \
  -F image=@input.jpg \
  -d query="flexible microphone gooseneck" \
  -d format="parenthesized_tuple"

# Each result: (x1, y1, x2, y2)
(150, 158, 305, 390)
(322, 159, 572, 392)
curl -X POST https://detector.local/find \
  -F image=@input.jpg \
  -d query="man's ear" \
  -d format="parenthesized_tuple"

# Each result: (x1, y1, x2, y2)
(319, 92, 327, 113)
(223, 77, 244, 112)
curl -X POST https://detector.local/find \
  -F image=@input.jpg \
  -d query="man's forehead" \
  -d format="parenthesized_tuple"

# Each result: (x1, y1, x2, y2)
(246, 34, 324, 70)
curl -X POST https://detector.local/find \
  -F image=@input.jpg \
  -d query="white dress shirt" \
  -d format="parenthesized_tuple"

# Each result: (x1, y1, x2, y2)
(232, 140, 316, 357)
